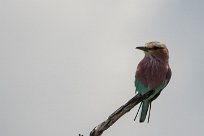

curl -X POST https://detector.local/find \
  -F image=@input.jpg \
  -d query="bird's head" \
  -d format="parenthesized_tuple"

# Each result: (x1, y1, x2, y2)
(136, 41, 169, 62)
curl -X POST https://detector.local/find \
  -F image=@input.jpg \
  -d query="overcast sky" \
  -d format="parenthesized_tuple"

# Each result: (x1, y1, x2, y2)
(1, 0, 204, 136)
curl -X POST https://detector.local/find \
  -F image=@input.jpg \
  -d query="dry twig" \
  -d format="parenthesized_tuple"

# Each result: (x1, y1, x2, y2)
(89, 90, 154, 136)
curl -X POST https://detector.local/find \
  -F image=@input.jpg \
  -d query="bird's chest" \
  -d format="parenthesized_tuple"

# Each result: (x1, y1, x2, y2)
(137, 59, 167, 89)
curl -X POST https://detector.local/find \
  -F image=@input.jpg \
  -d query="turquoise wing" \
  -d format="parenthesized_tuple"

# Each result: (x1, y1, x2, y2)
(135, 76, 149, 95)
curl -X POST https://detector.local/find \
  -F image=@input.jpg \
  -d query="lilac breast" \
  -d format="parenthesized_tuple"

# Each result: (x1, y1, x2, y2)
(136, 57, 168, 89)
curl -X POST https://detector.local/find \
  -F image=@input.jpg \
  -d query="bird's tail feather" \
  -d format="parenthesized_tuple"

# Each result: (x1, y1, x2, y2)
(134, 102, 142, 121)
(139, 100, 149, 122)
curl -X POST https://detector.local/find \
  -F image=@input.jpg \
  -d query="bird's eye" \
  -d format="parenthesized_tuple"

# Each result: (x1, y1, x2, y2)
(151, 46, 163, 50)
(152, 46, 159, 49)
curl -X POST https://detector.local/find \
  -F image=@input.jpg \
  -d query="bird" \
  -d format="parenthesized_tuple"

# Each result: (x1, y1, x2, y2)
(134, 41, 171, 123)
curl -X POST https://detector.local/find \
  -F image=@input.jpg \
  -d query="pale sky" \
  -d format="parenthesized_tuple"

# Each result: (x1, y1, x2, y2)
(0, 0, 204, 136)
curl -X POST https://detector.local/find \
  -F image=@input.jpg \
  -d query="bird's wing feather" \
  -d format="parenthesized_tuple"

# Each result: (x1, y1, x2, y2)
(135, 74, 149, 95)
(165, 66, 172, 86)
(150, 66, 171, 101)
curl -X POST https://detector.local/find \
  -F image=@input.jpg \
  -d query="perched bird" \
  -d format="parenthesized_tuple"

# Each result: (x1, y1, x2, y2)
(134, 41, 171, 123)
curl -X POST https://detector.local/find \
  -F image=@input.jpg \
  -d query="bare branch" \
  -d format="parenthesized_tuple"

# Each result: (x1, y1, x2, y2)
(90, 90, 154, 136)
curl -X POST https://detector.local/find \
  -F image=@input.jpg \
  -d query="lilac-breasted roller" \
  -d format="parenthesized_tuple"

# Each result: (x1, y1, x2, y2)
(134, 41, 171, 123)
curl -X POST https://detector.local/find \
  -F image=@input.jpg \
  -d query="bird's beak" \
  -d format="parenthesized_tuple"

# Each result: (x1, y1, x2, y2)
(136, 46, 148, 52)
